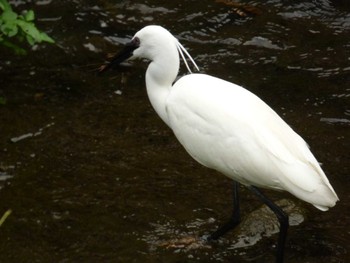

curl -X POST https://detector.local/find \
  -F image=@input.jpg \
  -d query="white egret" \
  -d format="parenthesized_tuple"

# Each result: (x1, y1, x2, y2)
(100, 25, 338, 263)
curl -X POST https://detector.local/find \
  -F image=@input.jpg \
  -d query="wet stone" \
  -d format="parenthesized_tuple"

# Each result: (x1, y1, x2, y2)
(229, 199, 306, 249)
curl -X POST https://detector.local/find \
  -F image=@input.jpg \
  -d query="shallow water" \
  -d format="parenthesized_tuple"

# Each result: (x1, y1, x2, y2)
(0, 0, 349, 262)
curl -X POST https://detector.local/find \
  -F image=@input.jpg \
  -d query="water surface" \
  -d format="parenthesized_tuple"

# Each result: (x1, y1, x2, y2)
(0, 0, 349, 262)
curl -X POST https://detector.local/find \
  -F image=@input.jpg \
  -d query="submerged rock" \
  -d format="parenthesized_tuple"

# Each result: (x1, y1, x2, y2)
(143, 199, 306, 252)
(229, 199, 306, 249)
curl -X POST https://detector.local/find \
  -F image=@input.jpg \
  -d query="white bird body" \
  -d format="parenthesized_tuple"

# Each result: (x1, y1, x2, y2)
(107, 25, 338, 212)
(166, 73, 338, 211)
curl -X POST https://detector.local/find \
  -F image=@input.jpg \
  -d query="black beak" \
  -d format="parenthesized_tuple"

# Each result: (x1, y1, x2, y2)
(99, 38, 140, 73)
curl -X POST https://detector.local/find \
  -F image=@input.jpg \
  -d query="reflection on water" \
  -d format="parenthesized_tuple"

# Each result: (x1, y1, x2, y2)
(0, 166, 14, 190)
(10, 122, 55, 143)
(0, 0, 349, 262)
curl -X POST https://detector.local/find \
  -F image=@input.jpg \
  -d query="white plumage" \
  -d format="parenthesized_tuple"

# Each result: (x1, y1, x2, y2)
(167, 74, 337, 211)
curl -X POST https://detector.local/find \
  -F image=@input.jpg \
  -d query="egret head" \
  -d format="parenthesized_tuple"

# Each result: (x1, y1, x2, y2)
(99, 25, 199, 73)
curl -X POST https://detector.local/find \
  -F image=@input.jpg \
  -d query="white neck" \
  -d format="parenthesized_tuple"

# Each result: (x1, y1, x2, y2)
(145, 45, 180, 127)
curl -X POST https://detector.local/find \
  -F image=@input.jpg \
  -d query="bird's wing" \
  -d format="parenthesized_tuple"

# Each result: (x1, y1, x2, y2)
(166, 74, 337, 201)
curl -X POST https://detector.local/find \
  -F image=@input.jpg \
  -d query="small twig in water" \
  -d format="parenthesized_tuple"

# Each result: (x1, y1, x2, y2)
(0, 209, 12, 227)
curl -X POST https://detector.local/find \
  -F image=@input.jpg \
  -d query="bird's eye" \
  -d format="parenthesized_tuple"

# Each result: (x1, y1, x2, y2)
(132, 37, 140, 46)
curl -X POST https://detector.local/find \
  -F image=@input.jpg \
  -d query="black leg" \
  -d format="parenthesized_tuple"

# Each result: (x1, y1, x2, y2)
(207, 181, 241, 241)
(249, 186, 289, 263)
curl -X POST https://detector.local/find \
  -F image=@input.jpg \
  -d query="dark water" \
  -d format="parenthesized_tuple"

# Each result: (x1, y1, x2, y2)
(0, 0, 349, 262)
